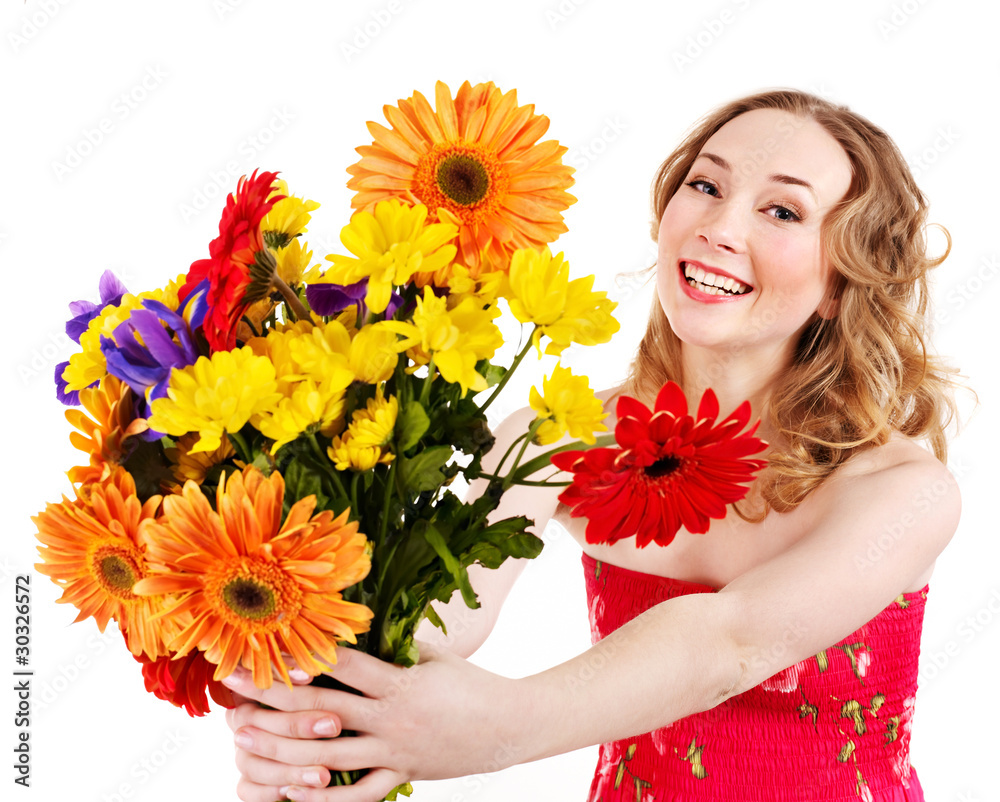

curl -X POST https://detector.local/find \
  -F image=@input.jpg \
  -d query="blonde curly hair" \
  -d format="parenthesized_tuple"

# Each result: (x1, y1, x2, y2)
(622, 89, 958, 518)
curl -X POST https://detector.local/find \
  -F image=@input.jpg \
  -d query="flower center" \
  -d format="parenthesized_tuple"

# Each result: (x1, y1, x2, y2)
(206, 557, 302, 631)
(645, 455, 683, 478)
(222, 577, 276, 620)
(91, 544, 143, 601)
(414, 141, 509, 227)
(436, 154, 491, 206)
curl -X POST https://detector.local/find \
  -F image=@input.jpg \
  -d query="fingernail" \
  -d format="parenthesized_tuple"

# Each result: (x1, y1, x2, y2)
(286, 787, 305, 801)
(313, 717, 338, 736)
(221, 673, 243, 689)
(289, 667, 310, 682)
(278, 787, 290, 798)
(234, 731, 253, 749)
(302, 769, 322, 785)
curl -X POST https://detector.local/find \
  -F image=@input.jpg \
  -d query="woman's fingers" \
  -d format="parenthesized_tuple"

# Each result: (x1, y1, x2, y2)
(281, 768, 410, 802)
(320, 647, 408, 697)
(227, 701, 342, 739)
(234, 727, 381, 774)
(234, 747, 330, 790)
(221, 668, 369, 725)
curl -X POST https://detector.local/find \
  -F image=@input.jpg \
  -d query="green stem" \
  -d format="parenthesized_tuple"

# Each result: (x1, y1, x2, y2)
(479, 336, 534, 414)
(272, 273, 310, 321)
(419, 357, 436, 406)
(227, 430, 252, 463)
(502, 423, 537, 491)
(473, 473, 571, 487)
(377, 460, 397, 553)
(491, 431, 531, 478)
(350, 472, 360, 518)
(306, 433, 348, 501)
(507, 433, 618, 486)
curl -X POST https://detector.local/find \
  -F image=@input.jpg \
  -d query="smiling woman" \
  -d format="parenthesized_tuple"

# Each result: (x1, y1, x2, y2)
(223, 89, 961, 802)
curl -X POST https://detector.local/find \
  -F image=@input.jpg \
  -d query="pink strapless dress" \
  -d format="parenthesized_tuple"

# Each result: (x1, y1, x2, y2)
(584, 552, 927, 801)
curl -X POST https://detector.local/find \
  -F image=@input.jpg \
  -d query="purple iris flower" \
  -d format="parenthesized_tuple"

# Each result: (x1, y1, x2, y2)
(101, 299, 201, 419)
(55, 270, 131, 405)
(306, 278, 403, 320)
(65, 270, 129, 344)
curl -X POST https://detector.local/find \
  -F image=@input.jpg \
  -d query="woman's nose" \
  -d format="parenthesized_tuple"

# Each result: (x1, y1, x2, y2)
(696, 199, 746, 253)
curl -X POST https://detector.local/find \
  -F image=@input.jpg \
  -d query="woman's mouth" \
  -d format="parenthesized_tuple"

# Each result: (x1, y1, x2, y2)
(680, 262, 752, 297)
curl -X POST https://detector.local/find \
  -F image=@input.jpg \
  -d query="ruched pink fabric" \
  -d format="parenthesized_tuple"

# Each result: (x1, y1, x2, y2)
(584, 552, 926, 801)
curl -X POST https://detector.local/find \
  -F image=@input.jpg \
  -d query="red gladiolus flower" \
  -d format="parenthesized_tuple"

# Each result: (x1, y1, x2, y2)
(134, 650, 236, 717)
(179, 170, 284, 351)
(551, 382, 768, 548)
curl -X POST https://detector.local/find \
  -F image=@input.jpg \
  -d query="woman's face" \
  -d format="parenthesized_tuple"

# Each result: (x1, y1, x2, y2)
(655, 108, 853, 364)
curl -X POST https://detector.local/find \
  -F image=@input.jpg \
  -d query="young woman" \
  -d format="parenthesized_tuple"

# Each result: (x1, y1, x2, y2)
(221, 89, 961, 801)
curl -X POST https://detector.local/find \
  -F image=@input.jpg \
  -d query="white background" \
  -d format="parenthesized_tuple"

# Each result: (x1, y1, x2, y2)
(2, 1, 998, 800)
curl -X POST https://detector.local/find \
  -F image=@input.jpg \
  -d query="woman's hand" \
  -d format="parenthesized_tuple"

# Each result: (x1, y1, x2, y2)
(223, 643, 527, 802)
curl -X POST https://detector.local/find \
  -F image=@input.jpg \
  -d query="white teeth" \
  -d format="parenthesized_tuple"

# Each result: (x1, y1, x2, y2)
(682, 262, 750, 296)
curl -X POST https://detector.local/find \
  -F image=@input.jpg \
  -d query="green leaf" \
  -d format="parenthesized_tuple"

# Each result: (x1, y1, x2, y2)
(424, 602, 447, 634)
(482, 361, 507, 388)
(396, 401, 430, 452)
(421, 521, 479, 609)
(397, 446, 452, 494)
(385, 782, 414, 800)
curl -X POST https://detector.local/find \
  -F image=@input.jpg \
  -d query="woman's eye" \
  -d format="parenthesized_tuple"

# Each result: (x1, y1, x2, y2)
(769, 205, 801, 222)
(686, 180, 718, 196)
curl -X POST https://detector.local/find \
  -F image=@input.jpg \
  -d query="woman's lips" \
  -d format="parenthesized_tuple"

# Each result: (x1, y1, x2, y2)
(677, 260, 754, 302)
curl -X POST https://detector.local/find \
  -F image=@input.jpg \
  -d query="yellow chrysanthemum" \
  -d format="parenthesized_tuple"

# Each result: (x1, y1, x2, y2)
(349, 322, 399, 385)
(273, 237, 315, 287)
(148, 347, 281, 453)
(255, 378, 351, 452)
(347, 80, 576, 282)
(329, 393, 399, 471)
(444, 263, 505, 306)
(503, 247, 620, 357)
(61, 279, 183, 393)
(133, 466, 373, 689)
(321, 200, 458, 314)
(165, 433, 239, 491)
(248, 320, 355, 451)
(66, 375, 143, 489)
(529, 365, 608, 446)
(383, 287, 503, 395)
(262, 179, 320, 244)
(32, 469, 174, 659)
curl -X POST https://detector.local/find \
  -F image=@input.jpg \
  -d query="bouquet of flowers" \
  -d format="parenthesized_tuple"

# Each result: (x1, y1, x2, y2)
(32, 80, 621, 795)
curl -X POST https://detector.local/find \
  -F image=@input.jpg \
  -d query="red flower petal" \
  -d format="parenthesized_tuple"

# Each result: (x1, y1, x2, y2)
(554, 382, 768, 549)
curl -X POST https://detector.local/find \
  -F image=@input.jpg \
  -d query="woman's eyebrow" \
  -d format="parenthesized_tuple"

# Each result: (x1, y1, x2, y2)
(694, 152, 818, 201)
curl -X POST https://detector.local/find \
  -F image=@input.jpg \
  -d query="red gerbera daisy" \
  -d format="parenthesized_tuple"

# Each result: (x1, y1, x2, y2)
(133, 649, 235, 717)
(551, 382, 768, 548)
(179, 170, 284, 351)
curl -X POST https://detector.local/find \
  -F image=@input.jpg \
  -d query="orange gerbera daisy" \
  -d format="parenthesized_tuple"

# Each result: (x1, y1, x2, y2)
(347, 80, 576, 282)
(133, 466, 373, 689)
(32, 468, 171, 659)
(66, 375, 143, 492)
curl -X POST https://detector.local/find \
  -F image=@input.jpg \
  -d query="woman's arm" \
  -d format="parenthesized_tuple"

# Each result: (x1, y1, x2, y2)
(224, 439, 959, 801)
